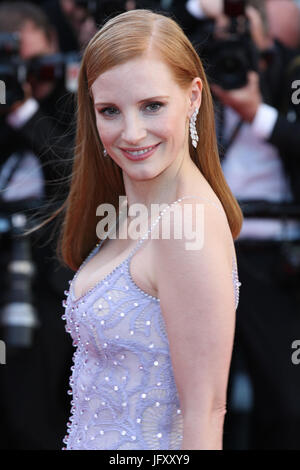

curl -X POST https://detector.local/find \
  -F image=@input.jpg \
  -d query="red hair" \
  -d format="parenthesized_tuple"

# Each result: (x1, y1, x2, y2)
(37, 9, 243, 271)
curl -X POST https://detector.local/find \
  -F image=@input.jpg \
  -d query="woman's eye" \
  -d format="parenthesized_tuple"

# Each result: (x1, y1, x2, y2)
(145, 102, 163, 112)
(98, 107, 118, 116)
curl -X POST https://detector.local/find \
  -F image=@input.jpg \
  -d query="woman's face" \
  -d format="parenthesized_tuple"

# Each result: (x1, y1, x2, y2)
(91, 53, 201, 181)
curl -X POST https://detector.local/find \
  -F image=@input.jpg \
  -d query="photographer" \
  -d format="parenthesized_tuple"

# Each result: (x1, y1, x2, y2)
(175, 0, 300, 449)
(0, 2, 76, 449)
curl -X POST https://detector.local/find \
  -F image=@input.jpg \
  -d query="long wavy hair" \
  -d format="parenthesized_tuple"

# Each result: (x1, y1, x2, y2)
(42, 9, 243, 271)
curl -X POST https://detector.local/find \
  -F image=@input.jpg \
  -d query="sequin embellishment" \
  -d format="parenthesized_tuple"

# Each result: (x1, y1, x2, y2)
(61, 196, 241, 450)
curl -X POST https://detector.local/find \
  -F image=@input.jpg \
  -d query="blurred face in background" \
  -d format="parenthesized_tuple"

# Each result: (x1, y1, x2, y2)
(19, 20, 55, 59)
(265, 0, 300, 49)
(60, 0, 98, 49)
(60, 0, 88, 28)
(19, 19, 58, 100)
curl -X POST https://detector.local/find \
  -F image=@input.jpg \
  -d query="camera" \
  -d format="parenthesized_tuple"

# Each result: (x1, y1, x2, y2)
(0, 32, 80, 108)
(0, 200, 41, 348)
(195, 0, 259, 89)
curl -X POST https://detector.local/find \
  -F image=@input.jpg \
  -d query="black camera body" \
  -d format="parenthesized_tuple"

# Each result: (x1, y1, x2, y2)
(201, 26, 258, 90)
(196, 0, 259, 89)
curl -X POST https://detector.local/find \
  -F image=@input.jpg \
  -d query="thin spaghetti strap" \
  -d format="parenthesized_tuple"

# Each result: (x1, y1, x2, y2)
(123, 194, 241, 309)
(126, 194, 218, 260)
(181, 196, 238, 268)
(126, 193, 239, 275)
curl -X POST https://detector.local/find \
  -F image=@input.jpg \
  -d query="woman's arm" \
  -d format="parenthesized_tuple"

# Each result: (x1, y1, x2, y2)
(154, 199, 236, 450)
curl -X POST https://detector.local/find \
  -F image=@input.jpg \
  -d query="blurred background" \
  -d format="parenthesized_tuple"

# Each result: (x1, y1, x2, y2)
(0, 0, 300, 450)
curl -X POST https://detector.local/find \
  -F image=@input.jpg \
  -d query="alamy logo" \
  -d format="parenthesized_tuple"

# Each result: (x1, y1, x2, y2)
(95, 197, 205, 251)
(291, 80, 300, 105)
(291, 339, 300, 365)
(0, 80, 6, 104)
(0, 340, 6, 365)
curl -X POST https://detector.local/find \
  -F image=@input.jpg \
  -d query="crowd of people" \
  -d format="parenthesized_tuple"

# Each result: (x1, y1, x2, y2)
(0, 0, 299, 450)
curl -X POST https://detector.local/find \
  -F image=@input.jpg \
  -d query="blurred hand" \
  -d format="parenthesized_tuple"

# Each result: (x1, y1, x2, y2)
(210, 71, 263, 122)
(8, 82, 33, 114)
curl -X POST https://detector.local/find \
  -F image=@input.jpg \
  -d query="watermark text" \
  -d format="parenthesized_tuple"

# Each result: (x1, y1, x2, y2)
(0, 80, 6, 104)
(291, 80, 300, 105)
(0, 340, 6, 365)
(291, 339, 300, 365)
(96, 197, 205, 251)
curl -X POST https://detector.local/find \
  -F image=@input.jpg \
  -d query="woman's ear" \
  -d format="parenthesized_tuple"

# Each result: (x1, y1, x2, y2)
(189, 77, 202, 118)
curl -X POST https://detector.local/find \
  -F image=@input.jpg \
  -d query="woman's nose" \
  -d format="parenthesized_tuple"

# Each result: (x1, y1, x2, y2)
(121, 115, 147, 144)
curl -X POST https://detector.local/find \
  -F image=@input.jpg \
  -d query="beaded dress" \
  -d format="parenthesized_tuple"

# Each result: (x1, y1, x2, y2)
(61, 196, 241, 450)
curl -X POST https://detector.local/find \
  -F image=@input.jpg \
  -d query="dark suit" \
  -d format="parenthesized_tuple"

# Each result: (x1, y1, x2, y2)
(220, 41, 300, 450)
(0, 79, 75, 449)
(264, 40, 300, 203)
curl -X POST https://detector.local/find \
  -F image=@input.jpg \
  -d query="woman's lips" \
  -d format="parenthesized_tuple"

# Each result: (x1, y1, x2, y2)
(120, 143, 160, 161)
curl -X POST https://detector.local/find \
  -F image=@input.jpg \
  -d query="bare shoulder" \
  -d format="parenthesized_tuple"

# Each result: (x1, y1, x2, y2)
(155, 191, 234, 262)
(153, 192, 235, 301)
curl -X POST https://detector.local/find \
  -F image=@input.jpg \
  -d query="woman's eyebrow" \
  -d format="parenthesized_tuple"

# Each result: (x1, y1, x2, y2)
(94, 95, 170, 106)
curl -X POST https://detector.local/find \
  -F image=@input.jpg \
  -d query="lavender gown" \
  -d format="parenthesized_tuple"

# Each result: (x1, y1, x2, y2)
(61, 196, 241, 450)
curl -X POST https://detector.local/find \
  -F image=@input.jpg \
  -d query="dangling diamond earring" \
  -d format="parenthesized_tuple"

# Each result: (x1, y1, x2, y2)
(103, 148, 108, 157)
(189, 107, 199, 148)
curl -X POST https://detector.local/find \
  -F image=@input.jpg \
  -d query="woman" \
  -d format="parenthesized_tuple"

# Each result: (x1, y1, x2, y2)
(58, 9, 243, 450)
